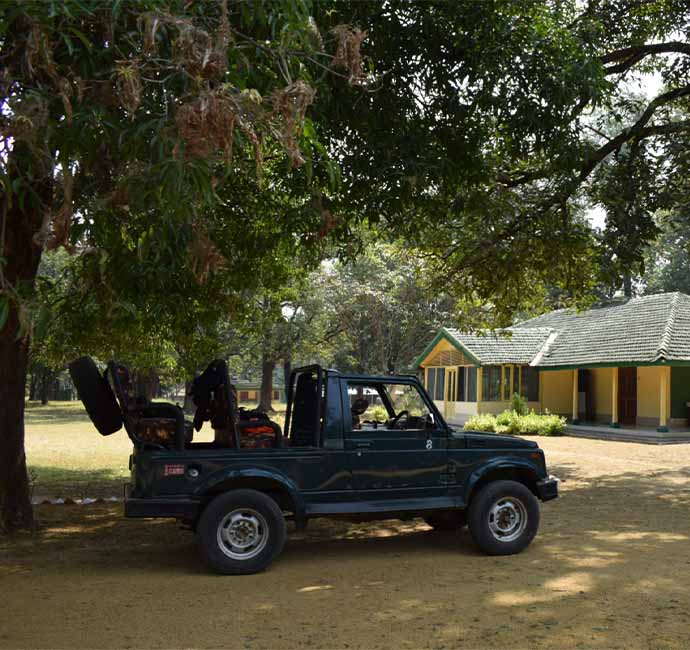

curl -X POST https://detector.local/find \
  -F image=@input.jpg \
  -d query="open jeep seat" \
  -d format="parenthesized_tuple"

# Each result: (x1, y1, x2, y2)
(69, 356, 191, 449)
(190, 359, 282, 449)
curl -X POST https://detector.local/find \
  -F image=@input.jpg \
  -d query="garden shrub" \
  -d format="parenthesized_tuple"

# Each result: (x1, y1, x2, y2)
(463, 413, 497, 432)
(367, 404, 389, 421)
(464, 409, 566, 436)
(510, 393, 528, 415)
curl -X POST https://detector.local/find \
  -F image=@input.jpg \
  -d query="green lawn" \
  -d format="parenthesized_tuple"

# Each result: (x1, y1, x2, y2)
(24, 400, 286, 499)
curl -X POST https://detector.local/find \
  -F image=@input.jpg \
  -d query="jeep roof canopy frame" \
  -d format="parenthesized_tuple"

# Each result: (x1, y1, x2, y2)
(284, 365, 326, 447)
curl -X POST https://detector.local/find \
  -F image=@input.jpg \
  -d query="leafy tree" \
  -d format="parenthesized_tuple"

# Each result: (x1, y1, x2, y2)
(316, 0, 690, 323)
(304, 243, 455, 374)
(4, 0, 690, 533)
(0, 0, 362, 531)
(643, 211, 690, 294)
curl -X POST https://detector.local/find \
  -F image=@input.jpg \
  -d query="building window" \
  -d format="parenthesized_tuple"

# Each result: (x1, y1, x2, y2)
(467, 367, 477, 402)
(456, 367, 466, 402)
(273, 390, 280, 401)
(521, 366, 539, 402)
(513, 366, 520, 397)
(434, 368, 445, 401)
(239, 391, 249, 401)
(502, 366, 512, 401)
(427, 368, 436, 399)
(483, 365, 502, 401)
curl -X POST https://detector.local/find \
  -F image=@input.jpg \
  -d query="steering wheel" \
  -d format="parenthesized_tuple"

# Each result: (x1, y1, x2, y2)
(388, 410, 409, 429)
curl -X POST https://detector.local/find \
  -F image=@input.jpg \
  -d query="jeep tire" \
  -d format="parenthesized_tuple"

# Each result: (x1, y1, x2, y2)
(467, 480, 539, 555)
(423, 510, 466, 530)
(68, 357, 123, 435)
(198, 489, 286, 574)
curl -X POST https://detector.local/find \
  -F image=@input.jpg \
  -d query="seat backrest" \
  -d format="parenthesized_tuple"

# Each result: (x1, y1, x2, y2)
(107, 361, 137, 413)
(290, 372, 320, 447)
(191, 359, 239, 446)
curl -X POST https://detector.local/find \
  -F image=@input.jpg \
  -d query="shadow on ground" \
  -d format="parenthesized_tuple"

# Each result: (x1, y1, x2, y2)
(2, 458, 690, 649)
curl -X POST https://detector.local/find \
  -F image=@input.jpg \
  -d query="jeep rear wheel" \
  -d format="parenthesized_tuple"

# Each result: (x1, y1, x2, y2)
(198, 489, 286, 574)
(467, 480, 539, 555)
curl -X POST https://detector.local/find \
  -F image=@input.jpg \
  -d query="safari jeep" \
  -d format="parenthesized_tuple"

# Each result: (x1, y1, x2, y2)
(69, 357, 558, 574)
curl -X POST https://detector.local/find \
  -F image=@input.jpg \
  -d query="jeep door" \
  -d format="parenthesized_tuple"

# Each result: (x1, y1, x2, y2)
(343, 378, 449, 499)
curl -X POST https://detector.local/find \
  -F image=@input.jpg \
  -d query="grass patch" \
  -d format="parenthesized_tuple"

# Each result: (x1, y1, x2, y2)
(25, 400, 288, 498)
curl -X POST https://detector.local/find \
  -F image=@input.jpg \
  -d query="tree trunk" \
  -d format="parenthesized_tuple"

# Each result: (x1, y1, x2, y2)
(258, 354, 275, 413)
(0, 189, 50, 531)
(183, 380, 195, 413)
(133, 369, 160, 401)
(282, 359, 291, 403)
(29, 371, 38, 401)
(39, 366, 50, 405)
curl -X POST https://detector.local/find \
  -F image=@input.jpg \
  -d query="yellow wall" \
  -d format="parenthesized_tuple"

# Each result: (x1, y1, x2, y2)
(591, 367, 613, 421)
(540, 370, 573, 416)
(637, 366, 669, 421)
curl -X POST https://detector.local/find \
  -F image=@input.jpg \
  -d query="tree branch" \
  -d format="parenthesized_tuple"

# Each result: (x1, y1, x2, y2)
(578, 85, 690, 182)
(602, 41, 690, 75)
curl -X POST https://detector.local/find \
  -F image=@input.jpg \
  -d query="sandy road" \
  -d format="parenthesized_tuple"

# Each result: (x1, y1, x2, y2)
(2, 436, 690, 649)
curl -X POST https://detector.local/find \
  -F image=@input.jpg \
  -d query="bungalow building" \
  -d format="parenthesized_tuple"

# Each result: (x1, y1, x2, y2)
(415, 292, 690, 440)
(235, 380, 286, 404)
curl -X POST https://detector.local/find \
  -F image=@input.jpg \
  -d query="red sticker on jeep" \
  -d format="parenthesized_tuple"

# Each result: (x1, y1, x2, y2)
(163, 464, 185, 476)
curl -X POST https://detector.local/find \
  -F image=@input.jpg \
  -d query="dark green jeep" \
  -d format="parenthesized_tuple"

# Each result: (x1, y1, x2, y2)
(69, 357, 558, 574)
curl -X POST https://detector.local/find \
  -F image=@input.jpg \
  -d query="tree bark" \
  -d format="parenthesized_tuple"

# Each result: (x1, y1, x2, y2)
(258, 354, 275, 413)
(29, 371, 38, 401)
(1, 229, 45, 530)
(282, 359, 291, 403)
(183, 380, 195, 413)
(39, 366, 50, 405)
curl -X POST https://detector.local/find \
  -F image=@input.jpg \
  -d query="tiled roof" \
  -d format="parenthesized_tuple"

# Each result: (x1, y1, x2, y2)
(516, 292, 690, 367)
(444, 327, 554, 365)
(424, 293, 690, 368)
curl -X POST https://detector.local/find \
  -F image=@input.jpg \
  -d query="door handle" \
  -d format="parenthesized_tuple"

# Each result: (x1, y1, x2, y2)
(354, 441, 372, 449)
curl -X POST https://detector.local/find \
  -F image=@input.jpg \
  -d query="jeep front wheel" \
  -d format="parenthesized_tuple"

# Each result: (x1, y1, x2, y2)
(467, 480, 539, 555)
(198, 489, 286, 574)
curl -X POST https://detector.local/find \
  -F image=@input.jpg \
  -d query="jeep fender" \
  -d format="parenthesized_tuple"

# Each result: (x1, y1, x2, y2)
(194, 467, 306, 520)
(464, 458, 541, 505)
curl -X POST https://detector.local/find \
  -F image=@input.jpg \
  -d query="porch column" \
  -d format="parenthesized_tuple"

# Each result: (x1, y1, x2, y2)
(571, 369, 579, 424)
(658, 366, 670, 433)
(610, 367, 619, 428)
(476, 367, 483, 405)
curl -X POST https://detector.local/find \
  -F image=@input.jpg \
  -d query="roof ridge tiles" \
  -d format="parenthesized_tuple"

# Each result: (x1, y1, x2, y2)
(656, 292, 680, 362)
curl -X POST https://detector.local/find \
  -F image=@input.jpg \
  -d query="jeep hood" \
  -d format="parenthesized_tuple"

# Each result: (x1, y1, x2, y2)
(463, 431, 539, 449)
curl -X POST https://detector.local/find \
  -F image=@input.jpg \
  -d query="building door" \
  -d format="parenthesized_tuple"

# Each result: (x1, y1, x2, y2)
(445, 368, 457, 419)
(618, 367, 637, 425)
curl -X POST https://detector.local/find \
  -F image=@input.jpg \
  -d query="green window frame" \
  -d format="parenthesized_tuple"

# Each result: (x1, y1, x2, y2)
(427, 368, 436, 399)
(483, 365, 502, 401)
(456, 367, 466, 402)
(521, 366, 539, 402)
(467, 367, 477, 402)
(434, 368, 445, 401)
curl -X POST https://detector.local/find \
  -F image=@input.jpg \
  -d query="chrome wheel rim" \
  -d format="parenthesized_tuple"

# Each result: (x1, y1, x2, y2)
(488, 497, 527, 543)
(217, 508, 269, 560)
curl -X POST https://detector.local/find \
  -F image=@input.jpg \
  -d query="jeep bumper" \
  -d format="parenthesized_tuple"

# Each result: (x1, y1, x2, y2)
(125, 496, 201, 519)
(536, 476, 559, 502)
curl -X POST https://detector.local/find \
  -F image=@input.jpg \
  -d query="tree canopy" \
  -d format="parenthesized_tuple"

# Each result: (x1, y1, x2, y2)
(2, 0, 690, 531)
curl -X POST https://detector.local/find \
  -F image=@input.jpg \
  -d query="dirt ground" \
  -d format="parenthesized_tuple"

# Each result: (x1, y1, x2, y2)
(3, 436, 690, 650)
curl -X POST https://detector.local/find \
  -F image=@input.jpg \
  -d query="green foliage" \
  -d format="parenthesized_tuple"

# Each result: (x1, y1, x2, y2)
(299, 241, 455, 373)
(367, 405, 388, 422)
(643, 211, 690, 295)
(510, 393, 528, 416)
(465, 410, 566, 437)
(463, 413, 499, 433)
